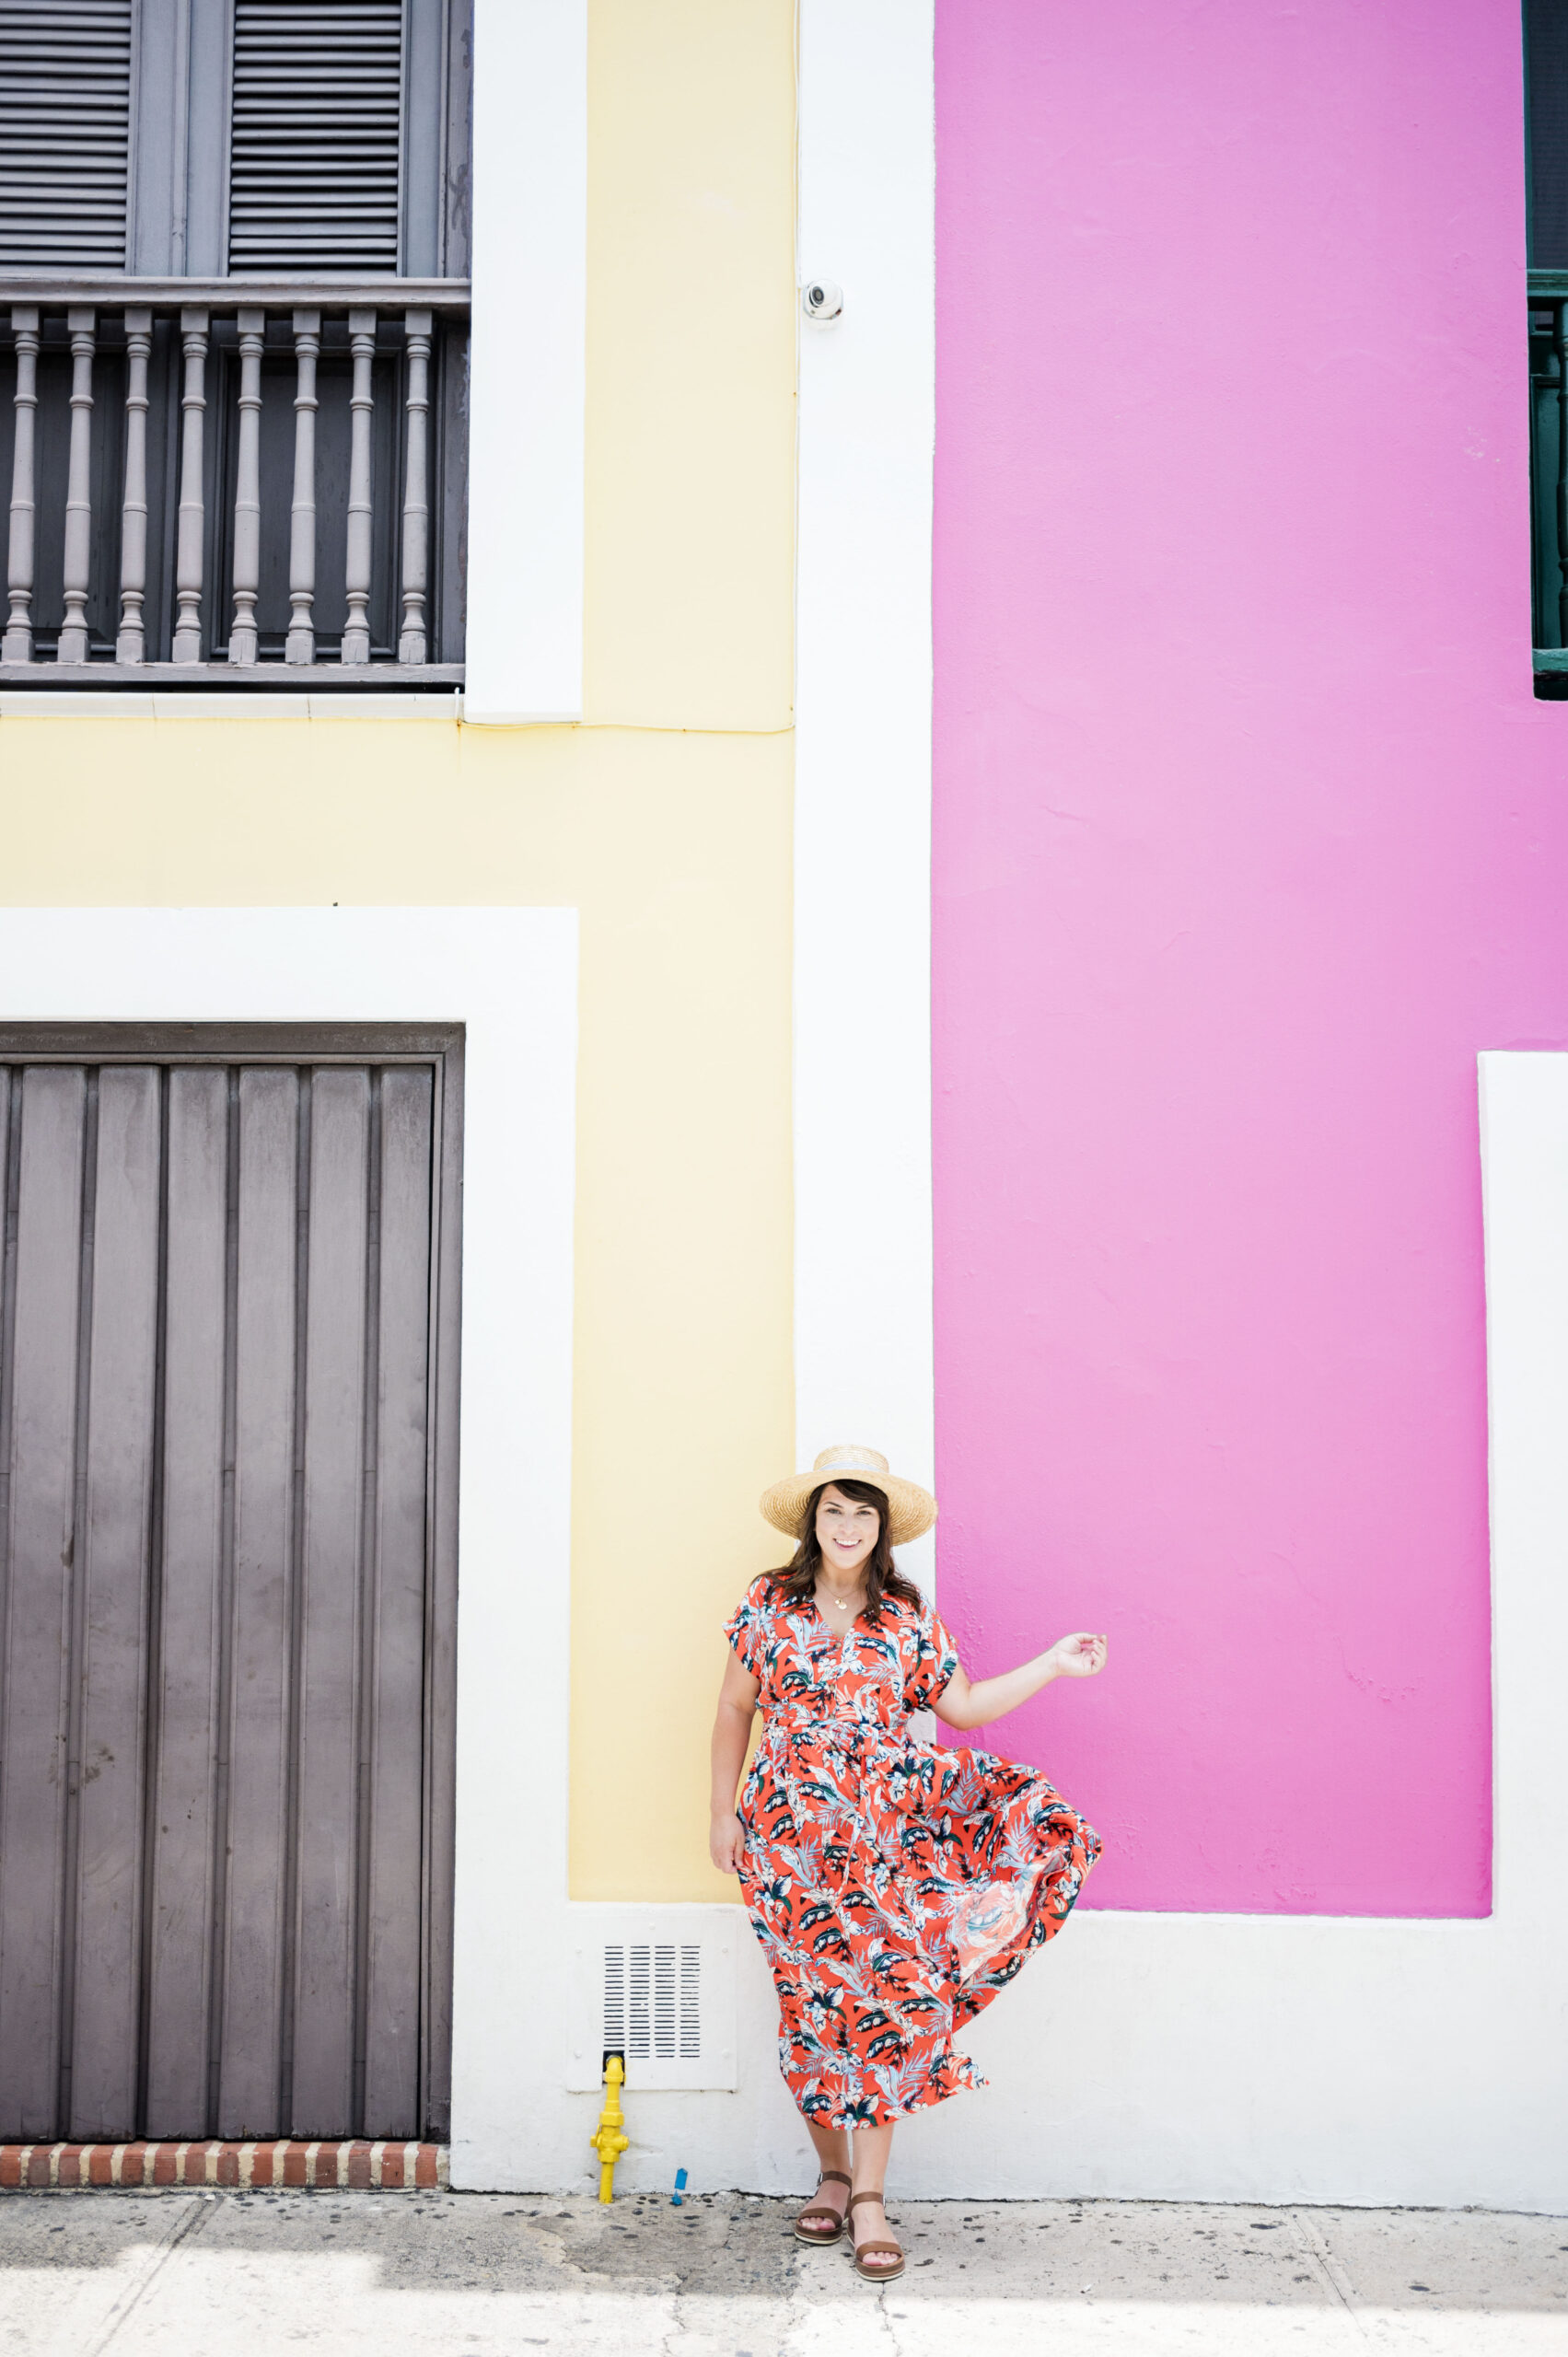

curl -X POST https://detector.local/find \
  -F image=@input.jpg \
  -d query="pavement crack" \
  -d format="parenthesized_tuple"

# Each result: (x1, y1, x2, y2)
(81, 2191, 220, 2355)
(874, 2280, 909, 2355)
(1290, 2209, 1370, 2342)
(659, 2281, 694, 2357)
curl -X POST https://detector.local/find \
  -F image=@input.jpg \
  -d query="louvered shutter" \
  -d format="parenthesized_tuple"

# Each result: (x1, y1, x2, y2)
(0, 0, 132, 269)
(1530, 0, 1568, 267)
(228, 0, 404, 273)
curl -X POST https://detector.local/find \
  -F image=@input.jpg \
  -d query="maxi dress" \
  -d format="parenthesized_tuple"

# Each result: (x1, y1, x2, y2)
(724, 1576, 1101, 2130)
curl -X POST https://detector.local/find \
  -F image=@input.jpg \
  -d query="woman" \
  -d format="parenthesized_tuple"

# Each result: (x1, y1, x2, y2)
(710, 1445, 1106, 2282)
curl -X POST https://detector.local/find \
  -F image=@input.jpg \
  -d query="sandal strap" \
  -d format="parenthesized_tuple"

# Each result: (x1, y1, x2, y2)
(815, 2170, 853, 2188)
(846, 2189, 889, 2211)
(798, 2206, 844, 2223)
(854, 2240, 903, 2258)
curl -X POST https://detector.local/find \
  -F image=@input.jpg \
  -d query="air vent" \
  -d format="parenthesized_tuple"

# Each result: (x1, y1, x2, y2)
(228, 0, 403, 273)
(566, 1911, 738, 2092)
(602, 1944, 703, 2065)
(0, 0, 132, 269)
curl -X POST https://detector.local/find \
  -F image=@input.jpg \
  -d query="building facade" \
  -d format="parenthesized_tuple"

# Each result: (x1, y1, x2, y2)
(0, 0, 1563, 2211)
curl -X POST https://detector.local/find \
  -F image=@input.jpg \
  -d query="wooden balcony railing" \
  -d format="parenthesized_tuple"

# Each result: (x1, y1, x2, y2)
(0, 279, 468, 688)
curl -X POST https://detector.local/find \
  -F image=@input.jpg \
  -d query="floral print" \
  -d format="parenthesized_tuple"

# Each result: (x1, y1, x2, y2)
(724, 1576, 1100, 2130)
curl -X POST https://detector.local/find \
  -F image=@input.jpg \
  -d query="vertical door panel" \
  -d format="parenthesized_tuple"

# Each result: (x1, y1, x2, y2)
(363, 1067, 433, 2134)
(0, 1070, 86, 2137)
(143, 1067, 228, 2133)
(69, 1067, 162, 2135)
(217, 1067, 298, 2137)
(289, 1069, 369, 2133)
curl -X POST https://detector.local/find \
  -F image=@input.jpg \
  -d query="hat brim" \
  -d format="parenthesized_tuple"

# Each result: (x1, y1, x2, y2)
(759, 1469, 937, 1549)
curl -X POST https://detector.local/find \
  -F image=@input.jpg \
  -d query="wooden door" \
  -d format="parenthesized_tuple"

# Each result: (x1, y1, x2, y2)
(0, 1026, 460, 2142)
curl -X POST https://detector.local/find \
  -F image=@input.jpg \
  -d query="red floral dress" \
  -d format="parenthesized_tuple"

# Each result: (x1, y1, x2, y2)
(724, 1576, 1100, 2130)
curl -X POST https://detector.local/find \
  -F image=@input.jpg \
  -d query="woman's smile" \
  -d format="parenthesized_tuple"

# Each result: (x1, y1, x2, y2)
(816, 1485, 879, 1577)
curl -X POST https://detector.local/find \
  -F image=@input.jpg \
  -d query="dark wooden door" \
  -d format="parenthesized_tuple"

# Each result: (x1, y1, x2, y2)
(0, 1027, 460, 2142)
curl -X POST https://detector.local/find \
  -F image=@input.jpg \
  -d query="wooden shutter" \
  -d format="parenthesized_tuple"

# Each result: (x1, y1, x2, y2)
(0, 0, 132, 269)
(228, 0, 404, 273)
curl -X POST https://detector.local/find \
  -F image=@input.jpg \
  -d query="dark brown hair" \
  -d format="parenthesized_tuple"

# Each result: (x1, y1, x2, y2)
(769, 1478, 923, 1623)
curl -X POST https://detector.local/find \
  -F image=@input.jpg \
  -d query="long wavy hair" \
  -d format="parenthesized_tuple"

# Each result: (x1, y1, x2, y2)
(769, 1477, 923, 1624)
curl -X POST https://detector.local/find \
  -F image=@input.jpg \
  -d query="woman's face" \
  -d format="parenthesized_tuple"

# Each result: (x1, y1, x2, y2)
(814, 1484, 880, 1578)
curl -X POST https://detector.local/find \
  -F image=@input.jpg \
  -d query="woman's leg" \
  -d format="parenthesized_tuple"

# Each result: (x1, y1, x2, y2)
(848, 2121, 900, 2272)
(799, 2118, 852, 2228)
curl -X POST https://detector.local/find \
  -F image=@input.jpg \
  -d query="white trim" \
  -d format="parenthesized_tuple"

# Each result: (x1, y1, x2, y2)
(464, 0, 587, 725)
(793, 0, 936, 1588)
(0, 907, 580, 2188)
(528, 1055, 1562, 2206)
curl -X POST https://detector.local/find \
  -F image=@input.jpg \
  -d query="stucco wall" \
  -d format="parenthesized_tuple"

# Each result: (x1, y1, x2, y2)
(0, 0, 798, 1910)
(932, 0, 1568, 1917)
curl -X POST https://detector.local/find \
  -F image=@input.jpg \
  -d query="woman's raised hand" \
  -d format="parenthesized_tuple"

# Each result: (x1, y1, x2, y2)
(1048, 1632, 1108, 1678)
(710, 1812, 747, 1874)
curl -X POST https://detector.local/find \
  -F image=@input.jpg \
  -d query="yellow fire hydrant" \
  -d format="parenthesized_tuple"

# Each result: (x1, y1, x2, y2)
(589, 2053, 630, 2203)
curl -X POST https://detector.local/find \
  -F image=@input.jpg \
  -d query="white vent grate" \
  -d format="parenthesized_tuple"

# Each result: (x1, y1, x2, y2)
(601, 1943, 703, 2064)
(568, 1914, 735, 2091)
(228, 0, 403, 273)
(0, 0, 132, 269)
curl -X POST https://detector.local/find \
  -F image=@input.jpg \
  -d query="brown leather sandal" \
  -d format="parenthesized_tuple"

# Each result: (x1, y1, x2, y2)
(845, 2189, 906, 2281)
(793, 2169, 852, 2244)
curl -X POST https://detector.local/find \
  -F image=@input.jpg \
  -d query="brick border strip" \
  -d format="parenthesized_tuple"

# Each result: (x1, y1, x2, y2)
(0, 2141, 447, 2191)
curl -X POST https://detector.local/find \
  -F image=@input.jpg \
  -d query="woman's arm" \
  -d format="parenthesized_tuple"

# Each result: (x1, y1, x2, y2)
(933, 1631, 1108, 1732)
(709, 1651, 761, 1873)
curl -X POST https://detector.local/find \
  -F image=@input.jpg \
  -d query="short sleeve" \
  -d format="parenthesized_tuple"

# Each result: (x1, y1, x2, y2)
(723, 1578, 773, 1683)
(903, 1600, 960, 1712)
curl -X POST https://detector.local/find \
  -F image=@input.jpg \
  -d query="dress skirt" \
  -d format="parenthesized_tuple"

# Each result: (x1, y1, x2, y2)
(725, 1576, 1100, 2131)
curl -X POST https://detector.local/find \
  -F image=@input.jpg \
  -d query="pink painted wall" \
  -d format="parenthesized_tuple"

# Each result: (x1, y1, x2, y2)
(933, 0, 1568, 1914)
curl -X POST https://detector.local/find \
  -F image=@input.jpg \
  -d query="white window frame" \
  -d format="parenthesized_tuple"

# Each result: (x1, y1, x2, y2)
(464, 0, 587, 724)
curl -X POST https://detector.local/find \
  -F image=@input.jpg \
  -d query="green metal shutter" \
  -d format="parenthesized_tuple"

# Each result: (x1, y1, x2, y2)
(0, 0, 132, 269)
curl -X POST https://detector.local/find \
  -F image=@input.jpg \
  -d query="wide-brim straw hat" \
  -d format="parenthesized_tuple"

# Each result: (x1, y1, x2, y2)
(760, 1445, 937, 1549)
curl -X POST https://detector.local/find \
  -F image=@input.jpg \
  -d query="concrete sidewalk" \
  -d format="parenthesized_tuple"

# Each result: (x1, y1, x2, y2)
(0, 2189, 1563, 2354)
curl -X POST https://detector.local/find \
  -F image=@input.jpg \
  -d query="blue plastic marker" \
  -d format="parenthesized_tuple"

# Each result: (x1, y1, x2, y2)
(672, 2167, 689, 2206)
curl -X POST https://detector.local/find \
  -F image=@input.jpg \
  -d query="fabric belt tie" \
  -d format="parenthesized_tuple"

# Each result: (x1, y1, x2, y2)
(760, 1713, 959, 1817)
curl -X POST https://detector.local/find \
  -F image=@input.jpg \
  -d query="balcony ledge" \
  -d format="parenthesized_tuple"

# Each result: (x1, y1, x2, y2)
(0, 663, 464, 691)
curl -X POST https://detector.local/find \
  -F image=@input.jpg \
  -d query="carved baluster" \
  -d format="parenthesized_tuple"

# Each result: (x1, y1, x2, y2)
(115, 307, 153, 662)
(342, 307, 377, 663)
(57, 308, 96, 663)
(171, 307, 209, 662)
(398, 308, 433, 664)
(3, 306, 39, 662)
(285, 308, 319, 664)
(227, 308, 265, 665)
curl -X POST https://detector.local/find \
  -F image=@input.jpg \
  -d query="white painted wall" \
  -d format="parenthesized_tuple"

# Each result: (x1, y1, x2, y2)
(465, 0, 587, 723)
(792, 0, 937, 1593)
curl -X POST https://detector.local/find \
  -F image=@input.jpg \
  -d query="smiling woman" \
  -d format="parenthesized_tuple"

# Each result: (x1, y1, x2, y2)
(708, 1445, 1106, 2282)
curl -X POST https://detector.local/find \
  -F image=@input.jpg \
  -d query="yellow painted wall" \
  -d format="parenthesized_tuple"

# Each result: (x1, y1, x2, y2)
(586, 0, 796, 731)
(0, 0, 797, 1905)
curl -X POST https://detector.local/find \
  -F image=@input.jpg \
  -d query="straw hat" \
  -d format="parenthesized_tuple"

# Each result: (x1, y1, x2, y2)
(760, 1445, 937, 1548)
